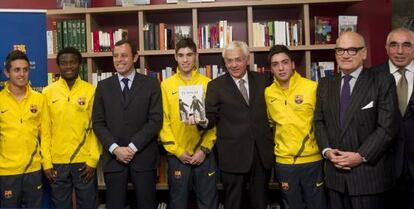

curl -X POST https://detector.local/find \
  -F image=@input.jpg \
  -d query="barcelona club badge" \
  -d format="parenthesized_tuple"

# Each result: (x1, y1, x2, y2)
(294, 95, 304, 104)
(30, 104, 38, 113)
(4, 190, 13, 199)
(174, 170, 182, 179)
(77, 97, 86, 106)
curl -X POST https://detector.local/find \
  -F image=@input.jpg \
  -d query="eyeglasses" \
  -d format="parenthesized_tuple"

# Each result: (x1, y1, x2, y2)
(388, 42, 413, 50)
(334, 47, 364, 56)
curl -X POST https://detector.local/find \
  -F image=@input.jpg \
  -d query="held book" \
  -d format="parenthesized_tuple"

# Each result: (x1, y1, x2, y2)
(178, 85, 205, 123)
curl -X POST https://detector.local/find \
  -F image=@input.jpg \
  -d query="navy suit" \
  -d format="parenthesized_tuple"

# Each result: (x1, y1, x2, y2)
(92, 73, 162, 209)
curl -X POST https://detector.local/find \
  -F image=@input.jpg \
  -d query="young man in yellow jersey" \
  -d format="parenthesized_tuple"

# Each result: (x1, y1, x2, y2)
(159, 38, 218, 209)
(42, 47, 101, 208)
(0, 50, 51, 208)
(264, 45, 327, 209)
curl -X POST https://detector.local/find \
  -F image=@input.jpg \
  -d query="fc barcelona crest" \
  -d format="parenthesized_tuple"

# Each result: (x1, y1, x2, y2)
(77, 97, 86, 106)
(4, 190, 12, 199)
(30, 104, 38, 113)
(294, 95, 303, 104)
(174, 170, 182, 179)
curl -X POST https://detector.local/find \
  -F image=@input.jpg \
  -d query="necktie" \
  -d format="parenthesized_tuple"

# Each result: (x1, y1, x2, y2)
(122, 78, 130, 101)
(239, 79, 249, 104)
(340, 74, 352, 128)
(397, 68, 408, 115)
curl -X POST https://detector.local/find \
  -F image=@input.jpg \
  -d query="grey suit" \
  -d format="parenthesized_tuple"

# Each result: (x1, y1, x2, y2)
(92, 73, 162, 209)
(314, 68, 396, 202)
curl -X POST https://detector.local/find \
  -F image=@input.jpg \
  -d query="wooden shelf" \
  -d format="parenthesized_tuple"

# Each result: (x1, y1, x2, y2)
(139, 49, 175, 56)
(47, 0, 359, 83)
(47, 0, 361, 15)
(250, 44, 336, 52)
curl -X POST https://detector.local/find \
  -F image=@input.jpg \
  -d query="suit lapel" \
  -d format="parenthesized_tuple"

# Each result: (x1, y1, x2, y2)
(111, 75, 125, 107)
(225, 74, 249, 106)
(341, 69, 372, 132)
(405, 90, 414, 119)
(247, 72, 255, 106)
(331, 74, 341, 129)
(125, 73, 144, 108)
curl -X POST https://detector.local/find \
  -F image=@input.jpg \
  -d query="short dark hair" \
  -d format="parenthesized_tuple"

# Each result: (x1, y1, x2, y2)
(56, 47, 82, 65)
(4, 50, 29, 71)
(268, 45, 294, 66)
(114, 39, 137, 57)
(175, 38, 197, 54)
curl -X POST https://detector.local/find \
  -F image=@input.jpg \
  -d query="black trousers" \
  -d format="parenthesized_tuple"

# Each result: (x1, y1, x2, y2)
(328, 187, 386, 209)
(167, 153, 218, 209)
(0, 170, 43, 208)
(275, 160, 327, 209)
(104, 167, 157, 209)
(49, 163, 97, 209)
(221, 150, 270, 209)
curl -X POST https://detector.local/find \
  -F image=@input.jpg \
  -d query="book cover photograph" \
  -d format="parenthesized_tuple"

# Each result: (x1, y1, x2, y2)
(178, 85, 205, 123)
(314, 16, 334, 44)
(339, 16, 358, 35)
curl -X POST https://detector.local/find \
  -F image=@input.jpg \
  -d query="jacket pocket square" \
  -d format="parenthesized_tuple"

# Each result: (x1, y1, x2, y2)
(361, 101, 374, 110)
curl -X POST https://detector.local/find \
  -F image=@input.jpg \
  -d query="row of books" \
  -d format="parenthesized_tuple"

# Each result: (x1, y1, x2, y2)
(198, 20, 233, 49)
(47, 19, 87, 55)
(253, 20, 303, 47)
(314, 15, 358, 44)
(310, 61, 335, 82)
(143, 23, 191, 50)
(91, 28, 129, 52)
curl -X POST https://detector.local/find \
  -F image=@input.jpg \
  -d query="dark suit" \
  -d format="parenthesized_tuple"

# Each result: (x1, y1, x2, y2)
(205, 71, 274, 209)
(314, 68, 396, 209)
(92, 73, 162, 209)
(373, 62, 414, 209)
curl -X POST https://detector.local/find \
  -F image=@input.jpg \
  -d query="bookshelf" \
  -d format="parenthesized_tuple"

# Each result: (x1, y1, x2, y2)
(47, 0, 361, 82)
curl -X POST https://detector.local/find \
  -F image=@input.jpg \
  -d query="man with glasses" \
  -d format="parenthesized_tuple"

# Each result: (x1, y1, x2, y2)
(372, 28, 414, 209)
(204, 41, 274, 209)
(315, 31, 396, 209)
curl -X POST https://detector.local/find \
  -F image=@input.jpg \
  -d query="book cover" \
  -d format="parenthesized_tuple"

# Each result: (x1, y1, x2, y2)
(174, 25, 192, 47)
(338, 15, 358, 35)
(318, 61, 335, 78)
(178, 85, 205, 123)
(314, 16, 334, 44)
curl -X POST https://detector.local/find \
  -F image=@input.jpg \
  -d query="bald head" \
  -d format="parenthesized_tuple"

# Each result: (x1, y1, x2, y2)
(336, 31, 366, 47)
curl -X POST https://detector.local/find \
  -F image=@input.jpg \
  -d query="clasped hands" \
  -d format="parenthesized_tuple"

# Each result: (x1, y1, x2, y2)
(325, 149, 364, 170)
(179, 150, 206, 166)
(113, 146, 136, 164)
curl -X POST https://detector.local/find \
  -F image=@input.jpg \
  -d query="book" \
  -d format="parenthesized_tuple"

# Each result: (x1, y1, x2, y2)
(116, 0, 150, 6)
(57, 0, 90, 8)
(174, 25, 192, 46)
(178, 85, 205, 123)
(318, 61, 335, 78)
(314, 16, 334, 44)
(338, 15, 358, 35)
